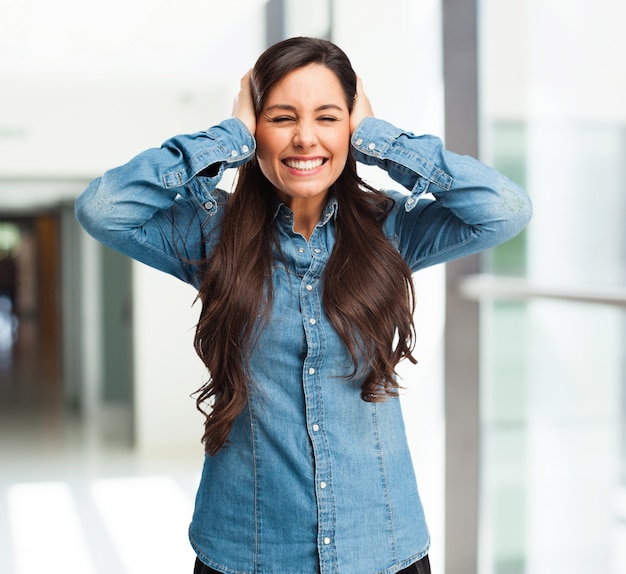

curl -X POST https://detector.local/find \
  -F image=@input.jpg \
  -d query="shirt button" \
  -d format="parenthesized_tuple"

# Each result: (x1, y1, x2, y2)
(308, 367, 315, 375)
(355, 138, 363, 146)
(231, 150, 238, 157)
(323, 537, 331, 545)
(407, 197, 415, 205)
(368, 142, 376, 150)
(298, 247, 305, 253)
(242, 145, 249, 153)
(309, 318, 316, 325)
(204, 201, 212, 210)
(320, 481, 327, 489)
(313, 248, 321, 254)
(312, 424, 320, 432)
(305, 284, 313, 291)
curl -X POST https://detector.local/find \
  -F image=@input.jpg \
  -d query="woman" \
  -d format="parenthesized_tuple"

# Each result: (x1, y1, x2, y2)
(75, 37, 531, 574)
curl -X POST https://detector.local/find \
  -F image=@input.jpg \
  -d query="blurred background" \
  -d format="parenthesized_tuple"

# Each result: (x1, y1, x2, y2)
(0, 0, 624, 573)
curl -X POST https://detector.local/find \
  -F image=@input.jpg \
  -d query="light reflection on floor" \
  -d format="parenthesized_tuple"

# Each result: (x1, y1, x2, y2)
(8, 481, 98, 574)
(0, 404, 202, 574)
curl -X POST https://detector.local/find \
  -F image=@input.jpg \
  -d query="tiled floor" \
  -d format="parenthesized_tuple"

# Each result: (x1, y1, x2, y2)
(0, 337, 203, 574)
(0, 400, 203, 574)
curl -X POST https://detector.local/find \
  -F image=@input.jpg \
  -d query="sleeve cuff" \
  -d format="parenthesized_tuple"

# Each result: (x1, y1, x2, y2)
(161, 117, 256, 189)
(351, 117, 451, 211)
(351, 117, 403, 159)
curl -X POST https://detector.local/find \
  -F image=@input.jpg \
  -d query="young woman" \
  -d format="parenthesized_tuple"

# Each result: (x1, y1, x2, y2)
(75, 37, 532, 574)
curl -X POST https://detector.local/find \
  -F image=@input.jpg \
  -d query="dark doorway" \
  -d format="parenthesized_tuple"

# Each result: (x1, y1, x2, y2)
(0, 213, 62, 409)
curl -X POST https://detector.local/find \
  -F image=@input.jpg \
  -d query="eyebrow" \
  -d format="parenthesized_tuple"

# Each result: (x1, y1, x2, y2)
(264, 103, 345, 113)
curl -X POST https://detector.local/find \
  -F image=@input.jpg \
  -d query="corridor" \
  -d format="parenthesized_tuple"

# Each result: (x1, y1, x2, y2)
(0, 313, 202, 574)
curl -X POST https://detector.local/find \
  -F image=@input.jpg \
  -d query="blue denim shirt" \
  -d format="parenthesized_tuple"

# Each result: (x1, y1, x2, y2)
(75, 117, 531, 574)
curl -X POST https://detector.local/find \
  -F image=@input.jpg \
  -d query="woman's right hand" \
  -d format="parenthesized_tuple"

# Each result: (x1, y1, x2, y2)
(232, 70, 256, 136)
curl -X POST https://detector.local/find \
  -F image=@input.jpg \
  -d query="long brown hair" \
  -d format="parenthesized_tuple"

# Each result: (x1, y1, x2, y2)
(194, 37, 416, 455)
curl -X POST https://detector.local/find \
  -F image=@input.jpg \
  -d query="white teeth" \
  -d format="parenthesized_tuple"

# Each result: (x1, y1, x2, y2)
(284, 158, 324, 171)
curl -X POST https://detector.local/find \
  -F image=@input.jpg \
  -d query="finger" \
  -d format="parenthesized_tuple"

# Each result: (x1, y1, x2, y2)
(356, 76, 373, 114)
(232, 69, 256, 135)
(351, 75, 374, 132)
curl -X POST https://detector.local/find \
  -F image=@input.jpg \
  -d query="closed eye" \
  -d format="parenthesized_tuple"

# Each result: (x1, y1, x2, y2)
(268, 116, 295, 123)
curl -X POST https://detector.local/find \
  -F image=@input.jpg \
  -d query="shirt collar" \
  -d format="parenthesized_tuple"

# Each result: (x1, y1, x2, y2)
(271, 195, 339, 228)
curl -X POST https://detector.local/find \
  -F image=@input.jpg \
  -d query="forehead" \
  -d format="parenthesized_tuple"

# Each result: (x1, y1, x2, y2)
(263, 64, 347, 109)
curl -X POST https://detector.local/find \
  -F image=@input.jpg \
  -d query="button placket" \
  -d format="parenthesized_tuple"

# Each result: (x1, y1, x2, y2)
(298, 233, 337, 572)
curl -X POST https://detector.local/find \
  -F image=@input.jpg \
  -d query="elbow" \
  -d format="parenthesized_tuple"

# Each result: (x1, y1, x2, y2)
(74, 178, 109, 239)
(512, 186, 533, 236)
(497, 180, 533, 241)
(476, 184, 532, 249)
(74, 185, 91, 230)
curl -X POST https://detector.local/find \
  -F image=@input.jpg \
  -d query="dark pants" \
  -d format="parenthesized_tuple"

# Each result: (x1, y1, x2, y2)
(194, 554, 431, 574)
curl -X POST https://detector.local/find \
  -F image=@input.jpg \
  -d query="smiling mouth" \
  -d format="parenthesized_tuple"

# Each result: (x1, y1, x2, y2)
(283, 158, 327, 171)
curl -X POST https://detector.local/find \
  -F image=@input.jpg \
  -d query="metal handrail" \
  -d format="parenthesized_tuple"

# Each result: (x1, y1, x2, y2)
(458, 274, 626, 308)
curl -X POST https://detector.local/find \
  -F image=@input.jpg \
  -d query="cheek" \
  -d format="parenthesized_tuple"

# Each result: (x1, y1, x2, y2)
(254, 133, 270, 163)
(332, 139, 350, 169)
(254, 124, 278, 160)
(331, 130, 351, 158)
(254, 140, 277, 181)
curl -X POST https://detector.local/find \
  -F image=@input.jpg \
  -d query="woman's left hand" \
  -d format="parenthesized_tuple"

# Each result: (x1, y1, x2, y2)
(350, 76, 374, 134)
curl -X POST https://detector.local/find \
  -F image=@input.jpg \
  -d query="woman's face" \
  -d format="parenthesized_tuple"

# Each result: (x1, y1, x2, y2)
(254, 64, 351, 208)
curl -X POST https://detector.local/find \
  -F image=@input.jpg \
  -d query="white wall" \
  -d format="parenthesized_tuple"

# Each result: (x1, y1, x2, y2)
(0, 0, 267, 177)
(131, 265, 206, 453)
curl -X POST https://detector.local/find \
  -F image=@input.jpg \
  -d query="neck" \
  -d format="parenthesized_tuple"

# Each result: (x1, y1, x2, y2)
(280, 194, 328, 240)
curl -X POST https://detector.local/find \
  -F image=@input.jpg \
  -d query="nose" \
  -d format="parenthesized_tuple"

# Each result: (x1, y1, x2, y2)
(292, 120, 317, 149)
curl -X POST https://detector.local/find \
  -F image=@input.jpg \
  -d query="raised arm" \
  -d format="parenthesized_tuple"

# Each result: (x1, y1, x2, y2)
(75, 94, 256, 284)
(349, 82, 531, 271)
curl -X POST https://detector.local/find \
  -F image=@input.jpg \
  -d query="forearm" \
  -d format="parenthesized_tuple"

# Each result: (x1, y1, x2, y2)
(75, 118, 255, 233)
(352, 117, 532, 269)
(74, 117, 256, 282)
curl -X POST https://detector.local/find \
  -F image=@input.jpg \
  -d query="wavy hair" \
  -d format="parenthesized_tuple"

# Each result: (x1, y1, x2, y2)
(194, 37, 416, 455)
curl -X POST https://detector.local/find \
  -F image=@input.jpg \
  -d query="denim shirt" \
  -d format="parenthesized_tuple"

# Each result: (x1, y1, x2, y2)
(75, 117, 532, 574)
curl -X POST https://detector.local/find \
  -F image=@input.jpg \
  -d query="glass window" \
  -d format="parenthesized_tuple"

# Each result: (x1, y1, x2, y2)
(479, 1, 626, 573)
